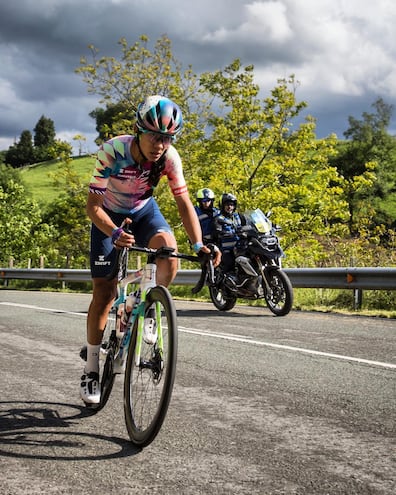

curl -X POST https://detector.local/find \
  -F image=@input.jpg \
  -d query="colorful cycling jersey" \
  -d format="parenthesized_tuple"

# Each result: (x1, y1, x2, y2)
(88, 135, 188, 214)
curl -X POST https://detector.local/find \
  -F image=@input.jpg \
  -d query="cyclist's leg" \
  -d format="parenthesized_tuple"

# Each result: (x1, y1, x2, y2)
(131, 198, 177, 287)
(81, 223, 118, 404)
(148, 231, 178, 287)
(87, 277, 117, 345)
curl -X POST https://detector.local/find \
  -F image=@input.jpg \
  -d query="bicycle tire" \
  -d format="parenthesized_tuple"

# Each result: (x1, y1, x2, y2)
(97, 309, 118, 411)
(264, 268, 293, 316)
(124, 285, 178, 447)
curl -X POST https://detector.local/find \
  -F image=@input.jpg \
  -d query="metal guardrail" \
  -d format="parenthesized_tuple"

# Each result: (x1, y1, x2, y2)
(1, 267, 396, 290)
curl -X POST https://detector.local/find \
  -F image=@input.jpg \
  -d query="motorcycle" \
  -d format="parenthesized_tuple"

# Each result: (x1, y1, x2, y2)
(201, 208, 293, 316)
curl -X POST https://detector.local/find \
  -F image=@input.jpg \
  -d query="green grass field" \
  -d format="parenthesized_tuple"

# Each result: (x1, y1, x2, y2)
(20, 155, 94, 204)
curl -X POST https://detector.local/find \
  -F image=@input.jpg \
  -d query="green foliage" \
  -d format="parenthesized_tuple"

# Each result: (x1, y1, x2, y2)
(41, 160, 91, 268)
(5, 130, 34, 167)
(34, 115, 56, 148)
(76, 35, 209, 143)
(190, 63, 349, 264)
(4, 115, 72, 167)
(20, 156, 93, 205)
(0, 164, 55, 267)
(331, 98, 396, 232)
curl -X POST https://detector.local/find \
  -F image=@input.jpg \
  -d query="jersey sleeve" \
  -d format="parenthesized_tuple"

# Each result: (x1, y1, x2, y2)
(88, 137, 130, 195)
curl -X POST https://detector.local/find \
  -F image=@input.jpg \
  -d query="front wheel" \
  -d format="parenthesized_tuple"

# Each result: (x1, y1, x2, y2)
(209, 284, 237, 311)
(124, 285, 178, 448)
(263, 269, 293, 316)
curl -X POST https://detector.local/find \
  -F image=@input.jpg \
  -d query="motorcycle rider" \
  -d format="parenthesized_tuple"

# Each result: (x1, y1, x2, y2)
(213, 193, 244, 272)
(194, 188, 220, 244)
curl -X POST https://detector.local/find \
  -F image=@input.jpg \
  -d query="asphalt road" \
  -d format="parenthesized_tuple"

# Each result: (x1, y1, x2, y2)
(0, 290, 395, 495)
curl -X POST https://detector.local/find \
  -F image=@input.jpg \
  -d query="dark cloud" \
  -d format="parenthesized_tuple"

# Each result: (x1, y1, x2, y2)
(0, 0, 395, 153)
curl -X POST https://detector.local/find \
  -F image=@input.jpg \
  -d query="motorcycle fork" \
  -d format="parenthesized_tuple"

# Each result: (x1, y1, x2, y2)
(255, 256, 271, 294)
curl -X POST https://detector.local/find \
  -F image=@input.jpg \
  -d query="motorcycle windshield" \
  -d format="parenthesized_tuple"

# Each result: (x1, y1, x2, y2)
(245, 209, 272, 233)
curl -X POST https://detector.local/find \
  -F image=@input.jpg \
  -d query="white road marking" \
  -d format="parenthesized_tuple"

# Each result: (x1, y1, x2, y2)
(0, 302, 84, 316)
(178, 327, 396, 370)
(2, 302, 395, 370)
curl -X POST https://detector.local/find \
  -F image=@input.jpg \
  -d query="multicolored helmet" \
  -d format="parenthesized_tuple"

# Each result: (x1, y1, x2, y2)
(136, 95, 183, 136)
(196, 188, 215, 202)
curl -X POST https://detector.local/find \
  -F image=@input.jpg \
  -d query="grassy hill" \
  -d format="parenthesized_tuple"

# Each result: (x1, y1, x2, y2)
(20, 155, 94, 204)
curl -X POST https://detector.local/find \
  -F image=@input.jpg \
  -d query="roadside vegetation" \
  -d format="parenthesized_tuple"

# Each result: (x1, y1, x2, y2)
(1, 34, 395, 315)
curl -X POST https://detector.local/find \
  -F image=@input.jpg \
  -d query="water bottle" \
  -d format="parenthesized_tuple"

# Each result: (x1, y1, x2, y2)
(124, 292, 137, 318)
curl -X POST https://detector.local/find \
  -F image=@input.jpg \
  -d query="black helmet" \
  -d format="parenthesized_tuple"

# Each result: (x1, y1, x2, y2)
(220, 193, 237, 211)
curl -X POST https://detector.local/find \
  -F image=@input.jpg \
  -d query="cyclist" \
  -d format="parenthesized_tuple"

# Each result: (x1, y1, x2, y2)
(81, 95, 220, 405)
(213, 193, 244, 273)
(194, 188, 219, 244)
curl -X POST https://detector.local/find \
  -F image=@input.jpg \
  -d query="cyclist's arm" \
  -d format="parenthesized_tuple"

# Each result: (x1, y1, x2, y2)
(174, 192, 204, 247)
(174, 193, 221, 267)
(86, 193, 134, 246)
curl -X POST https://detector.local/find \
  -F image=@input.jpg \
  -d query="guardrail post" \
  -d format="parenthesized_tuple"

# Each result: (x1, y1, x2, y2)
(354, 288, 363, 310)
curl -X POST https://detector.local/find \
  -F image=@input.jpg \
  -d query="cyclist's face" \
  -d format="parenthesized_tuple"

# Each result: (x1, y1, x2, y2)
(139, 131, 174, 161)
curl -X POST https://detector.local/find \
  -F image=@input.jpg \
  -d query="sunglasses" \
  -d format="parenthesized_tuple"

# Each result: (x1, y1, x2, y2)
(141, 130, 175, 146)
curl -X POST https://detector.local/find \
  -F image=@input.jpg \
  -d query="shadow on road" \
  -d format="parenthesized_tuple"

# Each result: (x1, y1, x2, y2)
(0, 400, 141, 460)
(176, 308, 274, 318)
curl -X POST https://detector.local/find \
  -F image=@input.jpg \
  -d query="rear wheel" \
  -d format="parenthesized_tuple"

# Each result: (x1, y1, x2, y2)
(124, 286, 178, 447)
(264, 269, 293, 316)
(97, 308, 118, 411)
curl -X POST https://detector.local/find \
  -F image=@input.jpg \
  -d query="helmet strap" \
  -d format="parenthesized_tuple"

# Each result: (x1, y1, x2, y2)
(132, 132, 149, 167)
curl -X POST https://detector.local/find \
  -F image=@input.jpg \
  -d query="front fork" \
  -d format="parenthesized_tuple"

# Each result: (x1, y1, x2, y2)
(134, 263, 161, 367)
(256, 256, 277, 295)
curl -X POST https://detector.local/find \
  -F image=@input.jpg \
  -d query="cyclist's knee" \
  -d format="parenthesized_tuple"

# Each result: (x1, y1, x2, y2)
(148, 231, 176, 250)
(148, 232, 178, 286)
(156, 258, 178, 287)
(92, 278, 117, 306)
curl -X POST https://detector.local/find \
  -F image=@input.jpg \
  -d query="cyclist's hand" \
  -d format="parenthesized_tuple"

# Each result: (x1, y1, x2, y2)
(200, 244, 221, 267)
(112, 219, 135, 248)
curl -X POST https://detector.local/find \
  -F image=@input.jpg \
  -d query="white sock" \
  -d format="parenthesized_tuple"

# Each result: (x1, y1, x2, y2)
(85, 343, 101, 374)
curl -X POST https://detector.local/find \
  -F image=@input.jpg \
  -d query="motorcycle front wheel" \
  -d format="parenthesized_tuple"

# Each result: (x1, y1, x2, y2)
(209, 284, 237, 311)
(263, 268, 293, 316)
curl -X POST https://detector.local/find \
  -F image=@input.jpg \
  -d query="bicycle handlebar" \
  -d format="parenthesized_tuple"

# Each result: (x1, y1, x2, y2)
(107, 243, 215, 294)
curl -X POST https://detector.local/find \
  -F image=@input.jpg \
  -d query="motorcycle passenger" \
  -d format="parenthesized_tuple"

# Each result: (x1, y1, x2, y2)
(194, 188, 220, 244)
(213, 193, 243, 272)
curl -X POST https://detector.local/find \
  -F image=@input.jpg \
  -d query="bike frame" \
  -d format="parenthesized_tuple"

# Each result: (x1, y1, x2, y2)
(112, 257, 159, 369)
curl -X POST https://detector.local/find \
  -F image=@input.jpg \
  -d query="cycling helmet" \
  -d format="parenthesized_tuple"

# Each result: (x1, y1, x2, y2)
(220, 193, 237, 211)
(136, 95, 183, 136)
(196, 188, 215, 203)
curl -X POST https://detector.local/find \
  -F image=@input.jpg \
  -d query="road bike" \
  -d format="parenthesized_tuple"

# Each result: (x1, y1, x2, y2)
(80, 243, 211, 448)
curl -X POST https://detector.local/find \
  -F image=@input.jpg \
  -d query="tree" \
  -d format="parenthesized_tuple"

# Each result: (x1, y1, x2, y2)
(0, 164, 55, 266)
(42, 161, 91, 268)
(331, 98, 396, 232)
(33, 115, 57, 162)
(193, 62, 348, 264)
(76, 35, 209, 144)
(73, 134, 87, 156)
(5, 130, 34, 167)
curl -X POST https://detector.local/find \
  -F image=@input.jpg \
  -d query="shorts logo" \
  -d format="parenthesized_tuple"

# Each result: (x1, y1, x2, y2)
(95, 255, 111, 266)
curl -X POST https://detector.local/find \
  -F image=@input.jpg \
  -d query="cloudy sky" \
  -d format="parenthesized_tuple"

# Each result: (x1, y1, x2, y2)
(1, 0, 395, 154)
